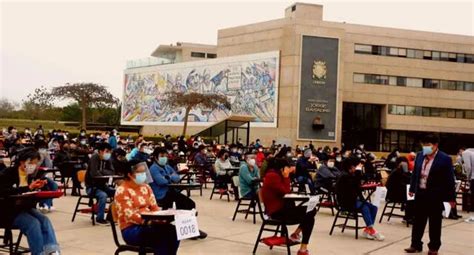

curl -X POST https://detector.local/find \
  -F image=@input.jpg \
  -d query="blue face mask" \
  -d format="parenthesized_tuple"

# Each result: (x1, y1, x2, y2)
(158, 157, 168, 166)
(422, 146, 433, 156)
(134, 172, 147, 185)
(103, 153, 111, 161)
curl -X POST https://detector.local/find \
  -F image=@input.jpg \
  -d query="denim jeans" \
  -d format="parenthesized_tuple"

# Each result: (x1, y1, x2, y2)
(86, 186, 115, 221)
(38, 177, 59, 208)
(296, 176, 316, 194)
(122, 224, 179, 255)
(12, 209, 60, 255)
(355, 200, 378, 227)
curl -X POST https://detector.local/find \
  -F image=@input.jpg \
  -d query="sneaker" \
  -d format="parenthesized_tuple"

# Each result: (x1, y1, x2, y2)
(465, 216, 474, 223)
(39, 207, 49, 214)
(370, 232, 385, 241)
(95, 219, 109, 225)
(289, 233, 301, 243)
(361, 229, 375, 240)
(297, 249, 310, 255)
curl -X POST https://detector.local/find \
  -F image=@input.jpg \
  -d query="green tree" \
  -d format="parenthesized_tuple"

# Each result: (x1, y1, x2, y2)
(51, 83, 118, 129)
(162, 92, 231, 136)
(22, 86, 55, 120)
(0, 98, 16, 118)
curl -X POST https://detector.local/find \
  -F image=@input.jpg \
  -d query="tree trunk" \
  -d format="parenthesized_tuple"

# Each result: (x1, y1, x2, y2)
(81, 102, 87, 130)
(182, 107, 191, 136)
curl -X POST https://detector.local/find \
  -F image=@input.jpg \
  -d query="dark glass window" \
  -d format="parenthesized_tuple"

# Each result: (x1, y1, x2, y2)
(397, 77, 407, 86)
(457, 54, 465, 63)
(207, 53, 217, 58)
(191, 52, 206, 58)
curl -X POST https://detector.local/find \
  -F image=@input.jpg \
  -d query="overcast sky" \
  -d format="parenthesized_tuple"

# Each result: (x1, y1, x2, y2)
(1, 0, 473, 105)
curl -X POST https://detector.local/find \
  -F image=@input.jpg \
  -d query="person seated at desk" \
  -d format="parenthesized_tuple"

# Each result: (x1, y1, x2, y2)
(314, 156, 341, 193)
(229, 145, 242, 166)
(193, 145, 214, 179)
(131, 143, 151, 163)
(239, 152, 260, 199)
(115, 161, 179, 255)
(0, 149, 61, 255)
(295, 149, 318, 194)
(54, 141, 83, 196)
(149, 149, 208, 239)
(214, 149, 233, 188)
(35, 140, 59, 213)
(111, 148, 128, 177)
(336, 156, 385, 241)
(261, 158, 316, 255)
(85, 142, 115, 225)
(386, 157, 414, 223)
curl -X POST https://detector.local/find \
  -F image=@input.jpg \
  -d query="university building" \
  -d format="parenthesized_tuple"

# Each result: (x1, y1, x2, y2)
(123, 3, 474, 154)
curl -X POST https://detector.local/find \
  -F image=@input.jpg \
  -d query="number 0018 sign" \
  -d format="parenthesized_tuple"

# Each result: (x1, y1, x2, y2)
(175, 213, 200, 240)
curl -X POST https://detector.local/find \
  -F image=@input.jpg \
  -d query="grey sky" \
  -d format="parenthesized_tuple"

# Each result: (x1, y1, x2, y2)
(1, 0, 473, 105)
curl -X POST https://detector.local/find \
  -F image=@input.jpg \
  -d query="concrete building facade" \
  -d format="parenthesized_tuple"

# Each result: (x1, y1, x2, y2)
(129, 3, 474, 153)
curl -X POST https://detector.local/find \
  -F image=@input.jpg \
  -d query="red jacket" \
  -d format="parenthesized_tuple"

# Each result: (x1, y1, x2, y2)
(261, 169, 291, 216)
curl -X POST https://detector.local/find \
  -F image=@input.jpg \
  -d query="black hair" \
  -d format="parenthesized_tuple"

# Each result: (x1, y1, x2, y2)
(96, 142, 112, 152)
(198, 145, 206, 151)
(421, 133, 439, 145)
(123, 160, 141, 179)
(14, 148, 41, 167)
(341, 156, 361, 172)
(152, 147, 167, 157)
(217, 149, 228, 158)
(34, 140, 48, 149)
(113, 148, 127, 158)
(266, 157, 290, 177)
(395, 156, 409, 166)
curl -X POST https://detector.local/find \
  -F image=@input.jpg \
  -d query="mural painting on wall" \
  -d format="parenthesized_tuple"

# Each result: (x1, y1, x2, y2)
(121, 51, 280, 127)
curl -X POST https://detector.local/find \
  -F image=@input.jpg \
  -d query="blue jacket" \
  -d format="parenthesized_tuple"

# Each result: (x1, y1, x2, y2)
(149, 162, 180, 200)
(409, 150, 455, 202)
(108, 136, 117, 149)
(239, 163, 260, 197)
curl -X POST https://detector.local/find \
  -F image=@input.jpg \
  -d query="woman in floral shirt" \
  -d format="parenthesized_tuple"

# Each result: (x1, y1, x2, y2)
(115, 161, 180, 255)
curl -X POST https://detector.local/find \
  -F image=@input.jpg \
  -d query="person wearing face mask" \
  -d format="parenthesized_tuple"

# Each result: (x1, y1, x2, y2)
(132, 143, 151, 163)
(385, 149, 400, 171)
(229, 145, 242, 165)
(115, 160, 180, 255)
(85, 143, 116, 225)
(149, 148, 208, 239)
(363, 153, 377, 182)
(214, 150, 233, 190)
(111, 148, 128, 177)
(386, 157, 413, 223)
(239, 152, 260, 199)
(314, 156, 341, 193)
(405, 134, 455, 254)
(261, 158, 316, 255)
(295, 149, 318, 194)
(0, 149, 61, 255)
(255, 147, 266, 168)
(336, 156, 385, 241)
(108, 130, 118, 150)
(34, 140, 59, 212)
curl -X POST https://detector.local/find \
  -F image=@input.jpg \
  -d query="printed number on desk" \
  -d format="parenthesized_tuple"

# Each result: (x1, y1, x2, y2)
(175, 213, 199, 240)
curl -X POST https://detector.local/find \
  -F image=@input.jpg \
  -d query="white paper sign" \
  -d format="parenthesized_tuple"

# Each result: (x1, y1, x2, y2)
(455, 180, 462, 192)
(306, 196, 319, 213)
(371, 187, 387, 208)
(175, 213, 200, 240)
(108, 177, 113, 186)
(442, 202, 451, 218)
(407, 184, 415, 201)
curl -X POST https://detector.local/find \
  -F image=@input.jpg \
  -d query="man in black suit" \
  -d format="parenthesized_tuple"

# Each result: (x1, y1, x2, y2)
(405, 134, 455, 255)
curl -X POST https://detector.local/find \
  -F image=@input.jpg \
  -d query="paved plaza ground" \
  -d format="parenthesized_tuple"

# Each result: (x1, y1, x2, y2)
(12, 187, 474, 255)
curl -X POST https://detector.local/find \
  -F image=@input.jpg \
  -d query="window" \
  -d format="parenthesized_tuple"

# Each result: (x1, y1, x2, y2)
(457, 54, 465, 63)
(353, 73, 365, 83)
(415, 50, 424, 59)
(447, 109, 456, 118)
(397, 77, 407, 86)
(389, 47, 399, 56)
(448, 53, 457, 62)
(372, 46, 381, 55)
(430, 108, 440, 117)
(440, 80, 455, 90)
(432, 51, 440, 60)
(407, 78, 423, 88)
(466, 110, 474, 119)
(407, 49, 415, 58)
(440, 52, 449, 61)
(207, 53, 217, 58)
(405, 106, 416, 115)
(395, 105, 405, 115)
(466, 54, 474, 63)
(389, 76, 397, 86)
(422, 107, 430, 116)
(191, 52, 206, 58)
(424, 79, 439, 89)
(439, 108, 447, 118)
(398, 48, 407, 57)
(388, 105, 396, 114)
(423, 51, 432, 60)
(377, 75, 389, 85)
(414, 107, 422, 116)
(380, 46, 389, 56)
(456, 81, 464, 91)
(365, 74, 376, 84)
(455, 110, 464, 119)
(465, 82, 474, 91)
(355, 44, 372, 54)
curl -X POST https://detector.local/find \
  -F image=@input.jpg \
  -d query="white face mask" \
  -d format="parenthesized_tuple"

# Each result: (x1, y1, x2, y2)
(25, 163, 37, 174)
(247, 158, 256, 166)
(336, 157, 342, 162)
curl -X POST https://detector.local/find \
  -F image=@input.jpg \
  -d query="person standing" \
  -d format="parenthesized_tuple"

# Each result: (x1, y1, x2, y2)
(405, 134, 456, 254)
(462, 147, 474, 223)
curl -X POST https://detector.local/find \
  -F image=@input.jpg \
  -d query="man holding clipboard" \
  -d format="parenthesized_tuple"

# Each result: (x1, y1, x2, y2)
(405, 134, 456, 255)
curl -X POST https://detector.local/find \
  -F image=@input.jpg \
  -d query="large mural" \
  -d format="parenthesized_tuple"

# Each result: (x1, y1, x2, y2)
(121, 51, 279, 127)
